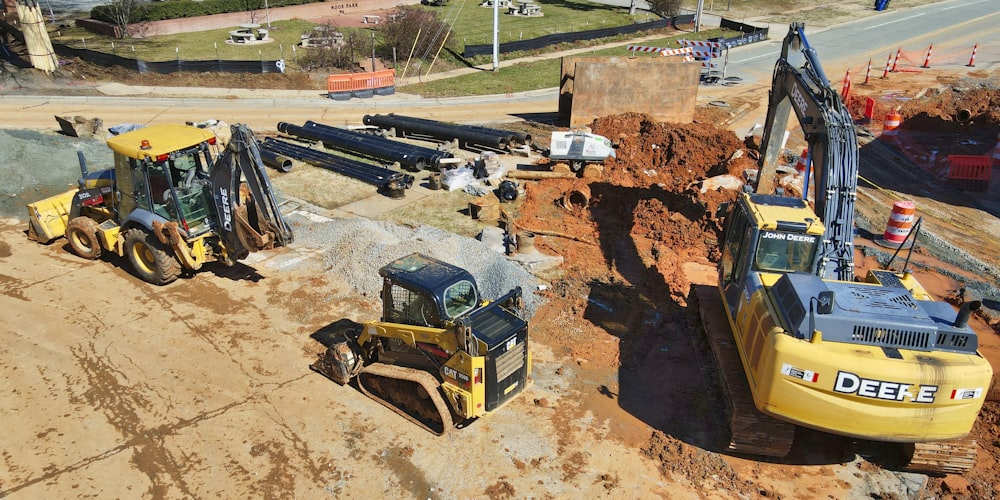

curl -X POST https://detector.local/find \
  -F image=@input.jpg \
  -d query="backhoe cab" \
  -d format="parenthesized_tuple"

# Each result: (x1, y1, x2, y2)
(311, 253, 531, 435)
(27, 123, 292, 285)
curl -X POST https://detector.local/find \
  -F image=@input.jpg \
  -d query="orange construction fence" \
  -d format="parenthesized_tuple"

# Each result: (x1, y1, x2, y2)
(326, 69, 396, 100)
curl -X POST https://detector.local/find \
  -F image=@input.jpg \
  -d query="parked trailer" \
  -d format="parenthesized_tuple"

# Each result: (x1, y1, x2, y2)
(276, 121, 453, 172)
(362, 114, 531, 151)
(261, 138, 413, 198)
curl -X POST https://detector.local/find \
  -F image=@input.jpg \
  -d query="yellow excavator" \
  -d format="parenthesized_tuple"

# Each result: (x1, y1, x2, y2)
(311, 253, 531, 435)
(27, 123, 292, 285)
(703, 23, 993, 474)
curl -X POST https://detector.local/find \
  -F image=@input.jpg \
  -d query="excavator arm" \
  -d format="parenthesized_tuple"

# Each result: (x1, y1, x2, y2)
(754, 23, 858, 281)
(209, 124, 294, 261)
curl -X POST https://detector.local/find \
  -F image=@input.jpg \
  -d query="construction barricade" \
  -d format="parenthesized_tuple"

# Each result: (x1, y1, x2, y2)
(327, 69, 396, 100)
(946, 155, 992, 192)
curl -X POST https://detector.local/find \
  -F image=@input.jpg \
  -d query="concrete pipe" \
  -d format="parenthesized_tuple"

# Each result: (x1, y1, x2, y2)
(517, 231, 536, 254)
(562, 182, 591, 211)
(956, 109, 972, 123)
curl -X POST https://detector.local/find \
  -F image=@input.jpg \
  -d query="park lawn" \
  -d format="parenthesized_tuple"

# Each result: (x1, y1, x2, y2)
(400, 27, 733, 97)
(50, 19, 317, 63)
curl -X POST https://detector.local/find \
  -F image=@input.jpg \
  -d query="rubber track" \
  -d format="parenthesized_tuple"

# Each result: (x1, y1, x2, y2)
(695, 286, 795, 457)
(905, 438, 977, 475)
(357, 363, 454, 436)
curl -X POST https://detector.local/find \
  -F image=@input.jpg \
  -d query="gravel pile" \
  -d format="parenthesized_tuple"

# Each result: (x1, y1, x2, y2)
(0, 129, 112, 218)
(291, 216, 541, 318)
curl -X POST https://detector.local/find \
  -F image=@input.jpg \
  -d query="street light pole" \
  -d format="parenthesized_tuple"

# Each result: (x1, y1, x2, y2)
(492, 0, 499, 71)
(264, 0, 271, 28)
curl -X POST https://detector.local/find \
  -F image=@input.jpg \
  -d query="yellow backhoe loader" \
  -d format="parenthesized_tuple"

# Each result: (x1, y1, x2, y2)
(27, 122, 292, 285)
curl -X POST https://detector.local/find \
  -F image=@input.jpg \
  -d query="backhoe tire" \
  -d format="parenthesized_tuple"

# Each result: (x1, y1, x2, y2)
(65, 217, 102, 260)
(124, 228, 181, 285)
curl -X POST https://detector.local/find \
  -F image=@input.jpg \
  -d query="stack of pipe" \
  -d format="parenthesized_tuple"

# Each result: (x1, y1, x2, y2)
(261, 138, 413, 198)
(277, 121, 453, 172)
(363, 114, 532, 150)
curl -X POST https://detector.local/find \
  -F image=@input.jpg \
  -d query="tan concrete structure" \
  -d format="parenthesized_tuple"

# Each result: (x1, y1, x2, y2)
(559, 56, 700, 127)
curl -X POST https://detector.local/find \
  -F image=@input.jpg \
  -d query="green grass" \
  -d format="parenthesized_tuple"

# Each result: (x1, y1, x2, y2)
(51, 19, 319, 63)
(400, 27, 733, 97)
(437, 0, 654, 50)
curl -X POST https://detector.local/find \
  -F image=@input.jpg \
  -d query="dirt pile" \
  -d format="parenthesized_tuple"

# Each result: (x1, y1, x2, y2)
(516, 113, 753, 308)
(515, 104, 1000, 496)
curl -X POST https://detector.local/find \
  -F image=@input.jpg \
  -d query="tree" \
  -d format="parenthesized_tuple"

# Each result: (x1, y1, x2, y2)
(379, 6, 452, 64)
(239, 0, 265, 25)
(297, 24, 366, 72)
(646, 0, 682, 18)
(105, 0, 149, 39)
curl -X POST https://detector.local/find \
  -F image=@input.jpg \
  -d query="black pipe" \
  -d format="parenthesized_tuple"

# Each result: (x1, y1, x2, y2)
(364, 113, 508, 150)
(261, 138, 412, 197)
(363, 113, 530, 150)
(389, 113, 531, 145)
(304, 120, 451, 172)
(259, 148, 293, 173)
(377, 114, 532, 146)
(263, 138, 406, 187)
(277, 121, 452, 172)
(953, 301, 981, 329)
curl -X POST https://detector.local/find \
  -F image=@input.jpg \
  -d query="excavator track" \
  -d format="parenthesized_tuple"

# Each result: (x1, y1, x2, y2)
(357, 363, 454, 436)
(903, 438, 977, 475)
(695, 286, 796, 457)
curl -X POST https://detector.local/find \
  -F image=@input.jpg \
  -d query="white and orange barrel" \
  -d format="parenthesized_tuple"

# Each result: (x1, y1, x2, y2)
(794, 149, 809, 174)
(882, 111, 902, 138)
(882, 200, 916, 245)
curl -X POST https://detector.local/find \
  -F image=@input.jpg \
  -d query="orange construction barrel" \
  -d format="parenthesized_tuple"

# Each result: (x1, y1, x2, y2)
(882, 111, 902, 139)
(879, 200, 916, 247)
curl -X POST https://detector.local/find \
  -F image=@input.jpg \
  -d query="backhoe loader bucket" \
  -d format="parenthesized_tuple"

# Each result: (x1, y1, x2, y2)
(26, 189, 77, 243)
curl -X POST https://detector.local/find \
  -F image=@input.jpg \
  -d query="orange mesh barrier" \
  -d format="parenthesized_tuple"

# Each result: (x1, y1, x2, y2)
(327, 69, 396, 94)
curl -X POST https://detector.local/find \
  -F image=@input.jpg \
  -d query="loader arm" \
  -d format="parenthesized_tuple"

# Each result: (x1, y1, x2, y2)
(210, 124, 294, 259)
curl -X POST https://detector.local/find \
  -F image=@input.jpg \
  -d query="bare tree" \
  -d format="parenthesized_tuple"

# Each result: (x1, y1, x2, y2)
(105, 0, 149, 39)
(240, 0, 265, 25)
(646, 0, 682, 17)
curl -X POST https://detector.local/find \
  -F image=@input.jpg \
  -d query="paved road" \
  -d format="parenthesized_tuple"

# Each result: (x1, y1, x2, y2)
(0, 0, 996, 132)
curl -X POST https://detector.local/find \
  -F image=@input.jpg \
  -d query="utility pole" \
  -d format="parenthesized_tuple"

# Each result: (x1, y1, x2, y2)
(695, 0, 705, 33)
(371, 31, 376, 72)
(492, 0, 499, 71)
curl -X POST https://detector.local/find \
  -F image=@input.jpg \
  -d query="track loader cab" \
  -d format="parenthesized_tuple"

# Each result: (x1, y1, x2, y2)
(379, 254, 530, 414)
(311, 253, 531, 435)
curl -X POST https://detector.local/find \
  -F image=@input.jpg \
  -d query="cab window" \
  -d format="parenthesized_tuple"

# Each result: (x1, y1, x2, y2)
(443, 280, 478, 319)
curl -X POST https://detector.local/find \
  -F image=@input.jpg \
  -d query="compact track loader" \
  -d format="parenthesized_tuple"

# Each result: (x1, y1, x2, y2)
(311, 253, 531, 435)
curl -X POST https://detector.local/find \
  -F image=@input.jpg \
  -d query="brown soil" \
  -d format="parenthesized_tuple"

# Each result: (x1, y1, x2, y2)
(512, 76, 1000, 498)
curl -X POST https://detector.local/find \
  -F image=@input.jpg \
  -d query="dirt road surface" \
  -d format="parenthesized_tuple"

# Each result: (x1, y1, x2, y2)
(2, 2, 1000, 498)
